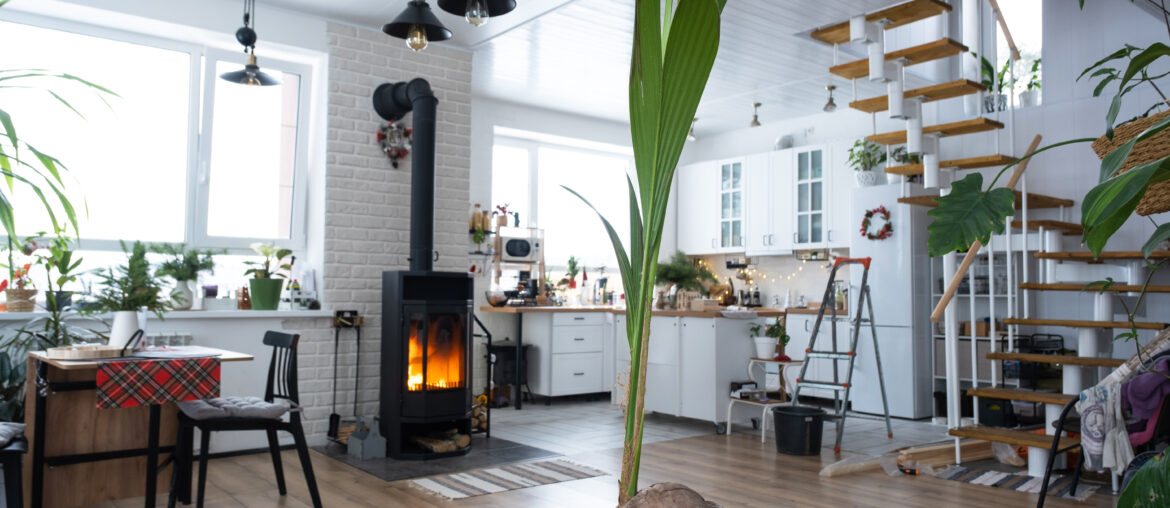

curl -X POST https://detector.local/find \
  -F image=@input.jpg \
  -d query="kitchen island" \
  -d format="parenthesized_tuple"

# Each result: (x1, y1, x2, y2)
(477, 306, 783, 428)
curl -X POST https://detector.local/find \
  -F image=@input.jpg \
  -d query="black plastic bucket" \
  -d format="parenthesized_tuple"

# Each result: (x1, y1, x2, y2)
(773, 406, 825, 455)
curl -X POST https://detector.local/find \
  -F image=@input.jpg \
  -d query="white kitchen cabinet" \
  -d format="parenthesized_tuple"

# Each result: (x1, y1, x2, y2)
(524, 312, 609, 398)
(745, 151, 794, 256)
(792, 145, 830, 249)
(644, 316, 680, 415)
(679, 317, 756, 424)
(828, 140, 854, 249)
(717, 158, 746, 252)
(677, 161, 720, 255)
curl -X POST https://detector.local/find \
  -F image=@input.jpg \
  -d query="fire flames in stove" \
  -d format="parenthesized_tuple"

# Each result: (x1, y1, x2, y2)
(406, 313, 466, 391)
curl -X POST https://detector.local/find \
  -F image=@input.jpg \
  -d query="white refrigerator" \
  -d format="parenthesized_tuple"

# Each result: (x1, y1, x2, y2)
(847, 183, 934, 419)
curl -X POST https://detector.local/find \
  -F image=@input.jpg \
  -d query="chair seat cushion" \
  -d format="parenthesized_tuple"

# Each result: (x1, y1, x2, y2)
(178, 396, 290, 421)
(0, 422, 25, 448)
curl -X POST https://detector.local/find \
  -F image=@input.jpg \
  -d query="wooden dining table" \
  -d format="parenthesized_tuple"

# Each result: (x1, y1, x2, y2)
(23, 346, 253, 508)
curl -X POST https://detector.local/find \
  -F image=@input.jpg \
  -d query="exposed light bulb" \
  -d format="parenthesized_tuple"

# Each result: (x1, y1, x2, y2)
(466, 0, 489, 26)
(406, 23, 428, 51)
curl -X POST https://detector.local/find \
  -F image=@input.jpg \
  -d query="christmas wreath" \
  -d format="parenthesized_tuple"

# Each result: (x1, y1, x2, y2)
(860, 205, 893, 240)
(376, 120, 412, 168)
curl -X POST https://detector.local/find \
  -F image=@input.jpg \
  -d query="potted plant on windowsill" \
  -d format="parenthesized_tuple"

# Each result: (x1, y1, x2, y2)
(244, 243, 292, 311)
(1019, 58, 1042, 107)
(38, 231, 82, 312)
(749, 315, 790, 359)
(3, 262, 35, 313)
(847, 139, 886, 187)
(152, 243, 220, 311)
(87, 241, 172, 348)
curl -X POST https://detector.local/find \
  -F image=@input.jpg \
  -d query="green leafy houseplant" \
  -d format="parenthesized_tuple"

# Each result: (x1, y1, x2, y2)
(847, 139, 887, 172)
(655, 250, 716, 292)
(152, 243, 218, 282)
(245, 242, 292, 310)
(562, 0, 725, 502)
(562, 255, 580, 288)
(88, 241, 171, 318)
(0, 349, 25, 421)
(1025, 58, 1042, 91)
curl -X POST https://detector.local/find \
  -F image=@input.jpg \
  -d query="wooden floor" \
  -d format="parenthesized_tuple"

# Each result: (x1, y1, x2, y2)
(83, 430, 1115, 508)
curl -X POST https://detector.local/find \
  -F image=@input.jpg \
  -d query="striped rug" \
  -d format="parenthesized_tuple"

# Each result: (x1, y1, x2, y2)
(936, 465, 1098, 501)
(410, 459, 608, 500)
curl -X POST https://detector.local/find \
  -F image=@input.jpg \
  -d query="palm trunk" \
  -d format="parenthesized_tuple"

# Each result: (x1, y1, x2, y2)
(618, 292, 654, 504)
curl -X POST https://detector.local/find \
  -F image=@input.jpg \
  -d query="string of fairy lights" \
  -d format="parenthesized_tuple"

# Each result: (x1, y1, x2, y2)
(696, 257, 833, 286)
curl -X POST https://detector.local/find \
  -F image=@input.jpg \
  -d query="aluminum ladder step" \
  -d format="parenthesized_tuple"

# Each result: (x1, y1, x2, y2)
(794, 380, 849, 391)
(806, 350, 854, 360)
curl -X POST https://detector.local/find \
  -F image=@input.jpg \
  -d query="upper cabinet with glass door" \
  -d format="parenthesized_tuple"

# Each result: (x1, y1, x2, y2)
(793, 146, 827, 249)
(718, 159, 745, 253)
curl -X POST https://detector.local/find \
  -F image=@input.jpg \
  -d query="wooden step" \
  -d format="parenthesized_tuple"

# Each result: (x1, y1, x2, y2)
(811, 0, 953, 45)
(896, 191, 1072, 209)
(885, 154, 1017, 175)
(948, 425, 1079, 450)
(967, 387, 1075, 406)
(1003, 317, 1167, 330)
(851, 79, 985, 113)
(1020, 282, 1170, 293)
(1011, 220, 1083, 235)
(987, 351, 1126, 368)
(831, 38, 968, 80)
(868, 117, 1003, 145)
(1035, 250, 1170, 261)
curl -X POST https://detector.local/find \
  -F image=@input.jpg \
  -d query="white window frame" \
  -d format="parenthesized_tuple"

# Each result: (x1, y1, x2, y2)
(0, 11, 312, 254)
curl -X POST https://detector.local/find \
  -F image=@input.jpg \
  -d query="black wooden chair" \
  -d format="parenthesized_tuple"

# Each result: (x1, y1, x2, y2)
(1, 434, 27, 508)
(167, 331, 322, 508)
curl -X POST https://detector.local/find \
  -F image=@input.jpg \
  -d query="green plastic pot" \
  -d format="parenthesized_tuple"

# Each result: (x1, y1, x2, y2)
(249, 278, 285, 310)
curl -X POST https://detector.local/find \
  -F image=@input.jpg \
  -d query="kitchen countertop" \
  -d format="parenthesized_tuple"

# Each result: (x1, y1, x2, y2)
(784, 307, 848, 315)
(478, 306, 784, 318)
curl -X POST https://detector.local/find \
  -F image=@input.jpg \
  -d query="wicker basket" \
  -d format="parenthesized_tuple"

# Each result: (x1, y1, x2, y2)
(1091, 109, 1170, 216)
(6, 288, 37, 312)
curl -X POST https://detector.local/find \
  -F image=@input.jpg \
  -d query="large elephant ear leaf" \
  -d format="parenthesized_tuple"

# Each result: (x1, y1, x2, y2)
(1082, 157, 1170, 256)
(925, 173, 1016, 257)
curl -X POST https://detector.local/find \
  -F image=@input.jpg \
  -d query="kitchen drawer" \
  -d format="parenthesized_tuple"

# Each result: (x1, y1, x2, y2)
(551, 352, 604, 395)
(552, 325, 603, 354)
(553, 312, 606, 326)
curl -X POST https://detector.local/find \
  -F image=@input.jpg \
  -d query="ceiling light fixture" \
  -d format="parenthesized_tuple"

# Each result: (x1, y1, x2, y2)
(750, 103, 762, 127)
(437, 0, 517, 27)
(384, 1, 453, 52)
(823, 85, 837, 112)
(687, 118, 698, 142)
(220, 0, 280, 86)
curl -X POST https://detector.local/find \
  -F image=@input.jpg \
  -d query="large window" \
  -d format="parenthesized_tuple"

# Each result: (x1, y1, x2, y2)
(0, 16, 311, 250)
(491, 134, 632, 270)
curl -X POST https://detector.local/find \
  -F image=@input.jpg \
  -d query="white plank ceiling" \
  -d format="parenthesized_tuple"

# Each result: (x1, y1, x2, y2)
(261, 0, 935, 136)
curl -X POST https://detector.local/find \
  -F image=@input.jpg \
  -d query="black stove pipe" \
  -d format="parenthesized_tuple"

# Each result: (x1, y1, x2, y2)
(373, 78, 438, 272)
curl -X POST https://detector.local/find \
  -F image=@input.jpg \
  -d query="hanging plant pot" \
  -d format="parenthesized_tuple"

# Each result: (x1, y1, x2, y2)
(6, 289, 36, 312)
(1092, 109, 1170, 216)
(249, 278, 285, 310)
(855, 170, 879, 187)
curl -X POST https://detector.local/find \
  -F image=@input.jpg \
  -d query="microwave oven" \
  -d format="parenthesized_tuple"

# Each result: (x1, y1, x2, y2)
(500, 236, 541, 263)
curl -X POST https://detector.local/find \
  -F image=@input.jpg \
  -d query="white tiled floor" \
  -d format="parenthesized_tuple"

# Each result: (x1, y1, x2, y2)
(491, 397, 950, 456)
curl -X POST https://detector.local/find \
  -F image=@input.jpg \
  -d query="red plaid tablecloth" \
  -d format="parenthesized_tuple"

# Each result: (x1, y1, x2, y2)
(95, 357, 221, 409)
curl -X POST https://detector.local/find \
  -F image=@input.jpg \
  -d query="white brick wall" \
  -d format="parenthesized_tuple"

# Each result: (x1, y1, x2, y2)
(295, 21, 472, 442)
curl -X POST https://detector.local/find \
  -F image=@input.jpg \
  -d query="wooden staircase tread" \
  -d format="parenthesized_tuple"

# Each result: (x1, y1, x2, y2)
(851, 79, 985, 113)
(1034, 250, 1170, 260)
(1019, 282, 1170, 293)
(1011, 220, 1083, 235)
(966, 387, 1075, 406)
(1002, 317, 1167, 330)
(896, 191, 1072, 209)
(867, 117, 1004, 145)
(811, 0, 953, 45)
(986, 351, 1126, 368)
(885, 154, 1017, 175)
(948, 425, 1079, 450)
(832, 38, 968, 80)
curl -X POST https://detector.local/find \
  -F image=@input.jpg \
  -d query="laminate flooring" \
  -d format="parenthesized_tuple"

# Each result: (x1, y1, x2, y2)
(72, 399, 1115, 507)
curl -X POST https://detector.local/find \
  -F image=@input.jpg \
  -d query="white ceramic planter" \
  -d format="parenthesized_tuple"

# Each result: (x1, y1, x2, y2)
(1020, 89, 1039, 107)
(752, 336, 778, 359)
(108, 310, 139, 349)
(172, 280, 194, 311)
(855, 170, 879, 187)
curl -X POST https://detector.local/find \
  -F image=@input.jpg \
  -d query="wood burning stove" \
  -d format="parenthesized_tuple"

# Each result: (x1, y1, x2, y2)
(375, 78, 474, 459)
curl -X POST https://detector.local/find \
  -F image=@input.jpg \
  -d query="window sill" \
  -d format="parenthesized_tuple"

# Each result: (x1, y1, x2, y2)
(0, 309, 334, 321)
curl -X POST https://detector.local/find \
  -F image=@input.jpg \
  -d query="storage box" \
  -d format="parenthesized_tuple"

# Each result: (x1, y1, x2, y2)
(960, 320, 1000, 337)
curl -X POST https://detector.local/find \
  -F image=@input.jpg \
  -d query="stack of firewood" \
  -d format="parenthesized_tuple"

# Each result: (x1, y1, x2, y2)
(411, 429, 471, 453)
(472, 403, 488, 431)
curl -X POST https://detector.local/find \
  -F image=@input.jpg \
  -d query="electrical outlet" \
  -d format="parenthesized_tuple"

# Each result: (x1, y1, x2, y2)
(334, 310, 361, 328)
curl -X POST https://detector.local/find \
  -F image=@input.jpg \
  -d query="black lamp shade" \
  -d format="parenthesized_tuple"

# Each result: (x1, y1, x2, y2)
(383, 1, 453, 41)
(437, 0, 516, 17)
(220, 55, 281, 86)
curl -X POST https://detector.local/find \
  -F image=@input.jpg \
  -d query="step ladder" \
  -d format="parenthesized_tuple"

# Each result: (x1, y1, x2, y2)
(791, 257, 893, 453)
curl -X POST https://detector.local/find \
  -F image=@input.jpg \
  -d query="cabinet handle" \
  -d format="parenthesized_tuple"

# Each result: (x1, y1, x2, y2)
(762, 234, 768, 246)
(793, 232, 798, 244)
(805, 320, 811, 332)
(573, 317, 585, 321)
(828, 229, 833, 242)
(574, 337, 585, 341)
(711, 238, 716, 248)
(769, 234, 774, 245)
(574, 372, 585, 376)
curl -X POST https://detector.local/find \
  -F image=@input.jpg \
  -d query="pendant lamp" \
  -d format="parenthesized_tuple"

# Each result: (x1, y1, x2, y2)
(437, 0, 517, 27)
(384, 1, 453, 52)
(220, 0, 280, 86)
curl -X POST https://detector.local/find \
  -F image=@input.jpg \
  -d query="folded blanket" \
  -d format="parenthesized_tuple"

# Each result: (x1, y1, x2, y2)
(1078, 384, 1133, 473)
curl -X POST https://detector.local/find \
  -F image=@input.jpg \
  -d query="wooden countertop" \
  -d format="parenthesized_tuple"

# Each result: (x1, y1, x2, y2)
(478, 306, 784, 318)
(784, 307, 848, 315)
(30, 346, 254, 370)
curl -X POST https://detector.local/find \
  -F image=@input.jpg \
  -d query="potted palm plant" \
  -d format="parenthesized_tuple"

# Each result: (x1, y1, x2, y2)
(152, 243, 219, 310)
(244, 243, 292, 311)
(88, 241, 171, 348)
(847, 139, 886, 186)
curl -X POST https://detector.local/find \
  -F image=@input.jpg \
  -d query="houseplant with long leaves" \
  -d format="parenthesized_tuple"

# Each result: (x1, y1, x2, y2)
(152, 243, 220, 310)
(563, 0, 725, 503)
